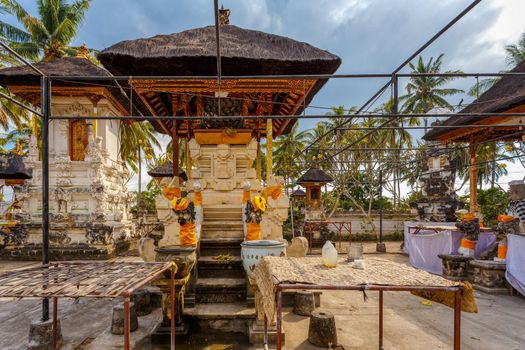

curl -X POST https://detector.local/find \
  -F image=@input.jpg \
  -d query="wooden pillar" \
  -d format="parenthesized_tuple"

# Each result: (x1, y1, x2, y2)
(172, 121, 179, 178)
(256, 138, 262, 181)
(469, 144, 478, 213)
(266, 119, 273, 181)
(185, 138, 192, 179)
(171, 94, 180, 179)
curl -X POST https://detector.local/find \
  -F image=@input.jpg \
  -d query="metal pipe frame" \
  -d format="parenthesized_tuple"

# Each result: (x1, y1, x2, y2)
(124, 297, 131, 350)
(0, 40, 45, 76)
(337, 124, 525, 130)
(301, 0, 481, 156)
(52, 297, 58, 349)
(0, 90, 43, 117)
(272, 284, 462, 350)
(171, 267, 176, 350)
(45, 112, 525, 121)
(38, 71, 525, 81)
(41, 76, 50, 322)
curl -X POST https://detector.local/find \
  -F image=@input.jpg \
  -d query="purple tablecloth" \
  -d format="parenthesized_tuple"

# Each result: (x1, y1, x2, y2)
(506, 234, 525, 296)
(403, 222, 496, 274)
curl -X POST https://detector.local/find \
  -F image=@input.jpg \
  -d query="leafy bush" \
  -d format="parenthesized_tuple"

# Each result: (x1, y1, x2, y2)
(477, 188, 509, 226)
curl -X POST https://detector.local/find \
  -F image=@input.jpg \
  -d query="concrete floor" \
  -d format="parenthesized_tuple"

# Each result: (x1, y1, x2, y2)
(0, 244, 523, 350)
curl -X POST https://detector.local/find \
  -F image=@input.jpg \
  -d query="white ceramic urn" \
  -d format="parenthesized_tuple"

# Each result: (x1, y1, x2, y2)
(240, 240, 286, 278)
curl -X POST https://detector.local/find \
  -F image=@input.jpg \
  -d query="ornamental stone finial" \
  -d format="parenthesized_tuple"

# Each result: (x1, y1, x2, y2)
(219, 5, 230, 25)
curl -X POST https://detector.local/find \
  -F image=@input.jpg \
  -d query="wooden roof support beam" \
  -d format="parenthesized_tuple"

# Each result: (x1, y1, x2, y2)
(277, 83, 315, 135)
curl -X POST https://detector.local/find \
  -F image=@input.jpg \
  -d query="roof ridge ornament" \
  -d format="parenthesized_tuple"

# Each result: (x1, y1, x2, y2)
(219, 5, 230, 25)
(76, 43, 90, 59)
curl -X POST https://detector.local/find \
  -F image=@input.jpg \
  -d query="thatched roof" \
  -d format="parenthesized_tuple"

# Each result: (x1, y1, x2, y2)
(0, 57, 147, 116)
(296, 167, 333, 184)
(291, 189, 306, 197)
(98, 25, 341, 76)
(424, 60, 525, 141)
(147, 162, 188, 181)
(98, 25, 340, 135)
(0, 57, 110, 85)
(0, 154, 32, 179)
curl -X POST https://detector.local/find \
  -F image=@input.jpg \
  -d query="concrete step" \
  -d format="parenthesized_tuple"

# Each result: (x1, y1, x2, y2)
(202, 221, 244, 230)
(200, 230, 244, 240)
(203, 210, 243, 221)
(196, 278, 246, 303)
(198, 256, 245, 278)
(184, 302, 255, 334)
(199, 238, 243, 257)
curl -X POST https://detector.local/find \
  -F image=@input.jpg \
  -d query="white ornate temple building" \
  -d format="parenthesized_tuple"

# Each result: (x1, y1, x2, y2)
(0, 55, 135, 259)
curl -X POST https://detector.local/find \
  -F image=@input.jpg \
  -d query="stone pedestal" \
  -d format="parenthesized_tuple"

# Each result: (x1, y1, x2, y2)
(28, 319, 63, 350)
(111, 302, 139, 335)
(308, 309, 337, 347)
(375, 242, 386, 253)
(470, 260, 508, 294)
(132, 289, 152, 316)
(248, 319, 285, 346)
(293, 290, 315, 316)
(438, 254, 474, 281)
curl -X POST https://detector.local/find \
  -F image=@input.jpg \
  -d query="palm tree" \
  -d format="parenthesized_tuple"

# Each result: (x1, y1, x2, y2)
(273, 123, 309, 193)
(0, 0, 93, 61)
(468, 29, 525, 97)
(402, 54, 464, 131)
(505, 30, 525, 68)
(119, 121, 160, 174)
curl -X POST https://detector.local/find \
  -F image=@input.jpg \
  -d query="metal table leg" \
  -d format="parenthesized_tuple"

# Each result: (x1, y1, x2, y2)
(454, 288, 462, 350)
(124, 297, 131, 350)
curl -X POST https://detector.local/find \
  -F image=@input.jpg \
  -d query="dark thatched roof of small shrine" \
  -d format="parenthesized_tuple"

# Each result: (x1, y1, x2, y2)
(0, 57, 147, 116)
(424, 60, 525, 141)
(291, 189, 306, 197)
(0, 154, 32, 180)
(97, 25, 341, 77)
(296, 167, 333, 184)
(147, 162, 188, 181)
(0, 57, 110, 85)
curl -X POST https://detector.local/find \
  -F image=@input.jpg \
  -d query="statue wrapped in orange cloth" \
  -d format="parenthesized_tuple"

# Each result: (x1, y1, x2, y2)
(242, 181, 267, 241)
(163, 181, 203, 247)
(456, 213, 480, 257)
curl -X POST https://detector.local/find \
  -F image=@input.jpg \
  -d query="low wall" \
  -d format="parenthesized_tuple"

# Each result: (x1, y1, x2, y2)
(323, 211, 417, 237)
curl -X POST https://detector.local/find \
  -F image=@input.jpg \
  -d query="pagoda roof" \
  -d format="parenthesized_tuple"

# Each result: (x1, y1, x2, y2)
(98, 25, 341, 77)
(296, 167, 333, 184)
(424, 60, 525, 142)
(291, 188, 306, 197)
(0, 57, 146, 116)
(97, 25, 340, 136)
(147, 162, 188, 181)
(0, 57, 110, 85)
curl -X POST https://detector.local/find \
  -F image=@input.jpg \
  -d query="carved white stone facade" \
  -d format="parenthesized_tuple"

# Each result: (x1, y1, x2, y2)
(156, 135, 288, 244)
(11, 96, 134, 258)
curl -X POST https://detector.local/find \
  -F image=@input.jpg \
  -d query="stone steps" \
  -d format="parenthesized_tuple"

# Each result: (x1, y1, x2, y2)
(199, 238, 243, 257)
(203, 208, 243, 221)
(195, 278, 247, 303)
(184, 302, 255, 334)
(197, 256, 245, 278)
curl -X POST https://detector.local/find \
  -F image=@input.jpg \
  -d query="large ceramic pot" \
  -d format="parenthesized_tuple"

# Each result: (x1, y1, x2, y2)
(240, 240, 286, 278)
(155, 245, 197, 279)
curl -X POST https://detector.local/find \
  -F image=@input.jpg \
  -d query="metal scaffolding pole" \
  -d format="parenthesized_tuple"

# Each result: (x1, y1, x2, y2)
(40, 76, 50, 321)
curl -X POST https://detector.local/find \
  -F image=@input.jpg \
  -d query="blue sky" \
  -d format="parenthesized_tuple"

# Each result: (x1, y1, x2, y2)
(3, 0, 525, 194)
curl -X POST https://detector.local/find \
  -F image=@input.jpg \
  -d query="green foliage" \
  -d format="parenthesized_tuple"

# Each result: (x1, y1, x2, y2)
(130, 182, 161, 215)
(0, 0, 94, 61)
(477, 188, 509, 226)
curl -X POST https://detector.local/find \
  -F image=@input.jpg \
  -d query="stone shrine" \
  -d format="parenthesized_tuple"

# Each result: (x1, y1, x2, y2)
(0, 56, 135, 259)
(411, 141, 463, 222)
